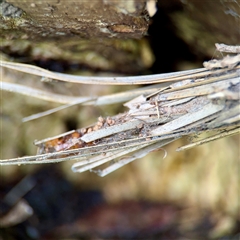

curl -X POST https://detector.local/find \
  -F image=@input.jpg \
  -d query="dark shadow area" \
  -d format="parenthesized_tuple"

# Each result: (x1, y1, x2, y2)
(148, 3, 197, 73)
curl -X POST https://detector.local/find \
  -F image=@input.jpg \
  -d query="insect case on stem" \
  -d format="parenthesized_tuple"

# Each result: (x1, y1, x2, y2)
(0, 45, 240, 176)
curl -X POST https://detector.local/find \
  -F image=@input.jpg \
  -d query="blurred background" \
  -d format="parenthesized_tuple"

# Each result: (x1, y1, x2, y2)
(0, 0, 239, 239)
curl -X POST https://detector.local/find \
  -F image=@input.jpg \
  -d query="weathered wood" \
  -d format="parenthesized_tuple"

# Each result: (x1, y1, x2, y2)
(1, 0, 148, 39)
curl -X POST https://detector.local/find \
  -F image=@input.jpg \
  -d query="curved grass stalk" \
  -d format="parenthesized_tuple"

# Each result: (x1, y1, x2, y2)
(1, 47, 239, 176)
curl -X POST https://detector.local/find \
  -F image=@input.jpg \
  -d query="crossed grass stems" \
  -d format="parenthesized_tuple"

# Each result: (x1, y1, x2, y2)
(1, 44, 239, 176)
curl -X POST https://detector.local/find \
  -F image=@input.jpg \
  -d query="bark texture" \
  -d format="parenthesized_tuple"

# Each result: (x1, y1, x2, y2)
(1, 0, 148, 39)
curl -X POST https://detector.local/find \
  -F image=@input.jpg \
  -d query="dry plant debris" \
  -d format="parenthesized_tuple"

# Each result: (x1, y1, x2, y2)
(0, 44, 239, 176)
